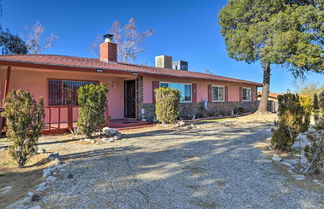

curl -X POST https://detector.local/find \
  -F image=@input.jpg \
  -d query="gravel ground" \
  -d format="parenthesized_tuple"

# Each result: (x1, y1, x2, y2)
(32, 121, 324, 208)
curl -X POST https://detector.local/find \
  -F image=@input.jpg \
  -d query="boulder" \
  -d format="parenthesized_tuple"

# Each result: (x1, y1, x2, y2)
(35, 182, 47, 191)
(46, 176, 57, 182)
(102, 127, 119, 137)
(31, 194, 41, 202)
(47, 153, 59, 161)
(38, 148, 46, 154)
(175, 120, 186, 128)
(272, 154, 282, 162)
(101, 137, 111, 143)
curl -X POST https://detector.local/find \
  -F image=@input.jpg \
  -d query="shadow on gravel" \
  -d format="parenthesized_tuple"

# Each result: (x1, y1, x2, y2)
(26, 123, 323, 208)
(60, 145, 140, 161)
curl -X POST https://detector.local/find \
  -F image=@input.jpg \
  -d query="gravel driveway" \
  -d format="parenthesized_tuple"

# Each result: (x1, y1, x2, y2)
(40, 122, 324, 209)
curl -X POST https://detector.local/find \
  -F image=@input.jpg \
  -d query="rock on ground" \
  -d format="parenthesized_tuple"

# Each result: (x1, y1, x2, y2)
(37, 122, 324, 209)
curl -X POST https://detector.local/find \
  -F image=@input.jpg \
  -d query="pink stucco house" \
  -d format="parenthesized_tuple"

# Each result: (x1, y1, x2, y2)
(0, 35, 261, 134)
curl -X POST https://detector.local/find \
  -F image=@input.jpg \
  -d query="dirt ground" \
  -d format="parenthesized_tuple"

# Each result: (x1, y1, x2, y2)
(1, 113, 323, 209)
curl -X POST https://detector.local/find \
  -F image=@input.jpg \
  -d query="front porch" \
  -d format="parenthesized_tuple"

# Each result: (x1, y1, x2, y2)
(41, 106, 152, 135)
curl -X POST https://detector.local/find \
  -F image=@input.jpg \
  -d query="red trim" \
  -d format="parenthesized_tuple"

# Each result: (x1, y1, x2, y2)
(192, 83, 197, 102)
(0, 60, 134, 75)
(225, 86, 228, 102)
(0, 59, 262, 86)
(239, 87, 243, 102)
(1, 67, 11, 133)
(152, 81, 159, 103)
(47, 78, 100, 83)
(208, 85, 212, 102)
(3, 66, 11, 98)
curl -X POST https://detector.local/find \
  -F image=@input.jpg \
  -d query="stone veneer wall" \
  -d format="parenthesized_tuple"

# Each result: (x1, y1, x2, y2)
(138, 101, 259, 121)
(136, 76, 144, 120)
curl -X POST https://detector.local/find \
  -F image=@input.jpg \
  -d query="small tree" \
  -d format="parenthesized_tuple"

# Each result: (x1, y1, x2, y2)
(1, 90, 45, 167)
(77, 83, 108, 137)
(155, 87, 180, 124)
(0, 27, 28, 55)
(313, 93, 319, 122)
(271, 93, 305, 151)
(299, 95, 312, 132)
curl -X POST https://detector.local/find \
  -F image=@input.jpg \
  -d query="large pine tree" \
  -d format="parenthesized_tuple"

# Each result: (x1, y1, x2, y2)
(219, 0, 323, 113)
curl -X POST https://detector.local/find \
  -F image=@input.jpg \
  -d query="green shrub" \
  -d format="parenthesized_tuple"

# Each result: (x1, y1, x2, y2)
(299, 95, 312, 132)
(271, 93, 305, 152)
(313, 93, 320, 122)
(304, 124, 324, 174)
(77, 83, 108, 137)
(2, 90, 45, 167)
(155, 87, 180, 124)
(319, 90, 324, 115)
(233, 106, 244, 115)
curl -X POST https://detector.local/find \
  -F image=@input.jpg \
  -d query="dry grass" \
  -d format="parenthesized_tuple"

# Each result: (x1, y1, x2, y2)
(0, 146, 57, 208)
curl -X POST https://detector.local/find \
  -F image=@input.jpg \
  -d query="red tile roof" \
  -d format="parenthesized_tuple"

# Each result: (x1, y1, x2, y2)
(0, 54, 262, 86)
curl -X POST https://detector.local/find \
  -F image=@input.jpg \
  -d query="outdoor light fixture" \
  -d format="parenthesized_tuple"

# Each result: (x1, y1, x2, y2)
(96, 69, 103, 73)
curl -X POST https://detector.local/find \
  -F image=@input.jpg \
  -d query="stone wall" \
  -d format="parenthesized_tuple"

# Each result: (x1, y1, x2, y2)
(138, 101, 259, 121)
(136, 76, 144, 120)
(135, 75, 259, 121)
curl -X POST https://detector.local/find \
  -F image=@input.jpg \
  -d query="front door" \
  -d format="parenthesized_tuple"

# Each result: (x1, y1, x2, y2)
(124, 80, 136, 118)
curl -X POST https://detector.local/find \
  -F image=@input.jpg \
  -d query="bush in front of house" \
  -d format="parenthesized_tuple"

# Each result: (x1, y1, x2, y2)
(271, 93, 306, 152)
(77, 83, 108, 138)
(155, 87, 180, 124)
(2, 90, 45, 167)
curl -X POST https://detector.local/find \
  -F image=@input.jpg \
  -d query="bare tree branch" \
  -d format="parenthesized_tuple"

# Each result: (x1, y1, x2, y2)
(25, 21, 58, 54)
(89, 17, 153, 63)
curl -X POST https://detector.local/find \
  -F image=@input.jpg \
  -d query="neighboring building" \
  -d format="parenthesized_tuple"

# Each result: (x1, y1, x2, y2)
(257, 92, 282, 113)
(0, 35, 261, 133)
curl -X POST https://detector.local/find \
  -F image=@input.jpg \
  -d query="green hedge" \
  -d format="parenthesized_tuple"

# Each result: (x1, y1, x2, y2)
(155, 87, 180, 124)
(271, 93, 307, 151)
(2, 90, 45, 167)
(77, 83, 108, 137)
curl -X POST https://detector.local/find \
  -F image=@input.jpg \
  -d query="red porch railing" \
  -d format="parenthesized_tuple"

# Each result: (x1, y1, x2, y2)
(42, 105, 79, 135)
(2, 105, 110, 135)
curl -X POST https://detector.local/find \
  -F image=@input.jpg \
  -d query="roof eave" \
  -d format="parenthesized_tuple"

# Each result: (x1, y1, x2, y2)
(0, 59, 262, 86)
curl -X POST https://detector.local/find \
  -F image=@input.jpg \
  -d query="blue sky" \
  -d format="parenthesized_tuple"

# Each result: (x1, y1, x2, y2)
(1, 0, 323, 92)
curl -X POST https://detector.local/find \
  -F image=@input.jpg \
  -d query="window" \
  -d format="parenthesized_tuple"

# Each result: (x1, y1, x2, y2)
(48, 79, 98, 106)
(160, 82, 192, 102)
(212, 85, 225, 102)
(242, 87, 251, 101)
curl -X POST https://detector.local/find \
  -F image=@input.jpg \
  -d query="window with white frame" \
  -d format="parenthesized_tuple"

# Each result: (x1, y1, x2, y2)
(160, 82, 192, 102)
(242, 87, 251, 101)
(212, 85, 225, 102)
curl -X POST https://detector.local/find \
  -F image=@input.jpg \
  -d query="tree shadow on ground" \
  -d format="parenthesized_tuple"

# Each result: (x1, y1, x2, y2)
(42, 123, 309, 208)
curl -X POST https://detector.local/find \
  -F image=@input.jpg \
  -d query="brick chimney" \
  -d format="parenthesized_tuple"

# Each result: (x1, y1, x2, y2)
(100, 34, 117, 62)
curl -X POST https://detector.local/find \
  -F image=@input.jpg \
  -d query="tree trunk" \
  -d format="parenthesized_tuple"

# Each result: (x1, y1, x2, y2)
(257, 62, 271, 114)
